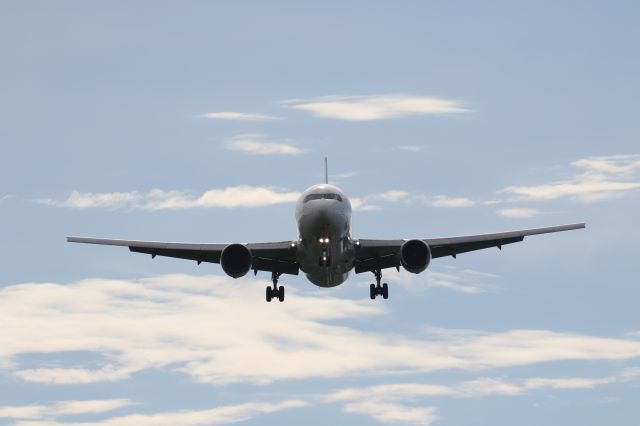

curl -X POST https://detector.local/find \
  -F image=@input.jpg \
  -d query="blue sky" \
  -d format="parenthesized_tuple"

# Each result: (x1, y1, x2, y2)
(1, 1, 639, 425)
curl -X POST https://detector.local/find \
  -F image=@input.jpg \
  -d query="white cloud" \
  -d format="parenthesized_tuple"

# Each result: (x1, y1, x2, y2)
(370, 190, 412, 203)
(503, 154, 640, 203)
(351, 190, 411, 211)
(14, 365, 135, 384)
(200, 112, 281, 121)
(0, 400, 133, 420)
(504, 181, 640, 203)
(2, 274, 640, 387)
(39, 186, 300, 210)
(350, 198, 383, 211)
(224, 134, 305, 156)
(51, 400, 135, 416)
(0, 405, 47, 420)
(8, 400, 306, 426)
(326, 368, 640, 424)
(384, 268, 491, 295)
(571, 154, 640, 176)
(425, 195, 476, 208)
(496, 207, 539, 218)
(327, 383, 455, 403)
(352, 192, 478, 211)
(350, 154, 640, 214)
(282, 94, 471, 121)
(342, 402, 438, 426)
(49, 191, 139, 210)
(398, 145, 423, 152)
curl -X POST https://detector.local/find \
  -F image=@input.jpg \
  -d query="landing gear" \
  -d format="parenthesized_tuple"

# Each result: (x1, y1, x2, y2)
(266, 271, 285, 302)
(369, 269, 389, 300)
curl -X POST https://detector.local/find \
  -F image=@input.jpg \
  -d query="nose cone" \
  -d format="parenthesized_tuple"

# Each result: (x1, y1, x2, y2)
(300, 202, 348, 238)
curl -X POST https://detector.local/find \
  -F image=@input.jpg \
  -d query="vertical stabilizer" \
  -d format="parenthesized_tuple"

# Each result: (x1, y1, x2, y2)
(324, 157, 328, 184)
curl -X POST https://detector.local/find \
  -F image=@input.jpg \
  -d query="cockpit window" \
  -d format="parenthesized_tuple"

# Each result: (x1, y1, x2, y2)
(304, 193, 342, 203)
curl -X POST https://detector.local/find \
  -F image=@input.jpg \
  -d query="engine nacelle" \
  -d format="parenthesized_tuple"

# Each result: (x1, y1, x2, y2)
(399, 239, 431, 274)
(220, 244, 252, 278)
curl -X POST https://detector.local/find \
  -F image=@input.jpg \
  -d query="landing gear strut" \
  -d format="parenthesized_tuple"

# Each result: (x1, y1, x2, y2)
(369, 269, 389, 300)
(266, 271, 285, 302)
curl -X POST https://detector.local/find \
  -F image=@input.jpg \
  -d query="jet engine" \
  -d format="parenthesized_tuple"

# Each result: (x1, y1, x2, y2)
(220, 244, 252, 278)
(399, 239, 431, 274)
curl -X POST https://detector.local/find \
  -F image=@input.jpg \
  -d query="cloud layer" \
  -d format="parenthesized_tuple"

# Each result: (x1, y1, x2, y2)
(224, 133, 305, 155)
(326, 368, 640, 425)
(503, 154, 640, 203)
(0, 399, 134, 421)
(282, 94, 471, 121)
(1, 400, 306, 426)
(39, 187, 300, 210)
(200, 112, 281, 121)
(2, 274, 640, 388)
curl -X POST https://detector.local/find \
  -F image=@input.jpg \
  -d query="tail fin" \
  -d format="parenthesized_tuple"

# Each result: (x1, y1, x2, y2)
(324, 157, 328, 184)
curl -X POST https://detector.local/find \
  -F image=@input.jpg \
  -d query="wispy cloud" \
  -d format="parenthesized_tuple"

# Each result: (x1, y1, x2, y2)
(2, 274, 640, 387)
(282, 94, 471, 121)
(224, 133, 305, 156)
(352, 191, 478, 211)
(342, 402, 438, 426)
(326, 368, 640, 425)
(351, 191, 411, 211)
(496, 207, 539, 218)
(384, 268, 495, 295)
(3, 400, 305, 426)
(0, 399, 133, 420)
(38, 186, 300, 210)
(425, 195, 476, 208)
(503, 154, 640, 203)
(199, 112, 281, 121)
(350, 154, 640, 214)
(15, 365, 135, 384)
(398, 145, 423, 152)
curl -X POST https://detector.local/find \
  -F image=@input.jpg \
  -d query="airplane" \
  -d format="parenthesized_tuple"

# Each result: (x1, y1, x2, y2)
(68, 159, 585, 302)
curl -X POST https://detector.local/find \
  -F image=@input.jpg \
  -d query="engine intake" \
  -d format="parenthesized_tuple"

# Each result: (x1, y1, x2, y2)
(220, 244, 252, 278)
(400, 239, 431, 274)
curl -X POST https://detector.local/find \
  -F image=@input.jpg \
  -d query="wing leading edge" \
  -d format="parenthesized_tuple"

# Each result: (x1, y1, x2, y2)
(66, 237, 299, 275)
(353, 222, 586, 274)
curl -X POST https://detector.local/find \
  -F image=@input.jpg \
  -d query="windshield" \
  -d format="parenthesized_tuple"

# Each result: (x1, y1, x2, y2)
(303, 193, 342, 203)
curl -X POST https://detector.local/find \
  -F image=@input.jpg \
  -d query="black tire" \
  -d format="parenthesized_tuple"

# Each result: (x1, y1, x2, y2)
(370, 284, 376, 300)
(266, 286, 272, 302)
(278, 286, 285, 302)
(382, 283, 389, 299)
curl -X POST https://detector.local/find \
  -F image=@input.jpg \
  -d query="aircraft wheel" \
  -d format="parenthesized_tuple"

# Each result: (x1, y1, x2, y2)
(278, 286, 285, 302)
(266, 286, 272, 302)
(370, 284, 376, 300)
(382, 283, 389, 299)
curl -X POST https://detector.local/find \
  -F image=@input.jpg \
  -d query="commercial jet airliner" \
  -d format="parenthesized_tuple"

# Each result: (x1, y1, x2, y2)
(68, 160, 585, 302)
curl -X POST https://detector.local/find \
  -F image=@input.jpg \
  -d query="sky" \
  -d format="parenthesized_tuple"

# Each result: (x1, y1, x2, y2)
(1, 1, 639, 425)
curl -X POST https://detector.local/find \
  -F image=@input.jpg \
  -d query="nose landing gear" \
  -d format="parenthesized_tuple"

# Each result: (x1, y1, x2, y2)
(266, 271, 285, 302)
(369, 269, 389, 300)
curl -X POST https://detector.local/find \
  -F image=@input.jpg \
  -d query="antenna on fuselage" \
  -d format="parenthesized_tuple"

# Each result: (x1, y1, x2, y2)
(324, 157, 328, 184)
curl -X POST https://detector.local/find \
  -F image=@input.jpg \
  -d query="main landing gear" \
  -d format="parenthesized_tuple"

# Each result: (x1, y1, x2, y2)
(369, 269, 389, 300)
(266, 271, 285, 302)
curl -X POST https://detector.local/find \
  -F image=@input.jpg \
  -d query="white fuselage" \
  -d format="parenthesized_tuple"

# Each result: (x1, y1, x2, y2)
(294, 184, 355, 287)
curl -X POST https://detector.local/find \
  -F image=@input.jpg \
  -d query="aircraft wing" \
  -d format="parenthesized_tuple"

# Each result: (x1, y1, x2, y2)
(67, 237, 299, 275)
(353, 223, 585, 274)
